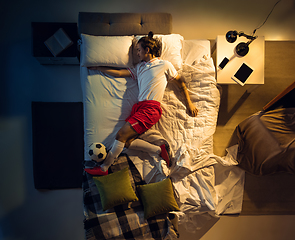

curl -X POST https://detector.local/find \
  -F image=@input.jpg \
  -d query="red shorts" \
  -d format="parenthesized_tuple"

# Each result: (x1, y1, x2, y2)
(125, 100, 162, 134)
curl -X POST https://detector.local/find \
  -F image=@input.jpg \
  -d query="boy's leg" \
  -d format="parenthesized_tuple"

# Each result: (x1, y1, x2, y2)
(99, 140, 125, 171)
(128, 138, 171, 167)
(128, 138, 161, 154)
(100, 122, 138, 172)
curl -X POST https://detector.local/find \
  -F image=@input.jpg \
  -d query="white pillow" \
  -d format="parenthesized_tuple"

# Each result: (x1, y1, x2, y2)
(80, 34, 133, 68)
(182, 40, 211, 65)
(133, 34, 184, 70)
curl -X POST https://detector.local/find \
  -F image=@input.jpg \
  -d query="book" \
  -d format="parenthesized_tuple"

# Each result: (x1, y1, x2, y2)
(44, 28, 73, 57)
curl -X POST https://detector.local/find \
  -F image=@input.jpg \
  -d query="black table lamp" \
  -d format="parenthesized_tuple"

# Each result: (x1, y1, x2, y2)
(226, 30, 257, 56)
(225, 0, 282, 57)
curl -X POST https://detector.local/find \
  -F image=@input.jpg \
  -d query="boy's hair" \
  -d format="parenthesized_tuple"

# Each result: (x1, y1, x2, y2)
(138, 31, 162, 57)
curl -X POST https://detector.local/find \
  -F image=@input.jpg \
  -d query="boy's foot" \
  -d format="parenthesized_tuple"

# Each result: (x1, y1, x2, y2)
(160, 144, 172, 167)
(84, 166, 108, 176)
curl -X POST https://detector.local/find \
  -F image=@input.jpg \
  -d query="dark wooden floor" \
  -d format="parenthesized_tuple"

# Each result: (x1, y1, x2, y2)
(212, 41, 295, 156)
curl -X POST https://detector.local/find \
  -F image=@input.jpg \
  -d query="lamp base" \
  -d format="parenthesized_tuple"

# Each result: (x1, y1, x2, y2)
(235, 42, 249, 56)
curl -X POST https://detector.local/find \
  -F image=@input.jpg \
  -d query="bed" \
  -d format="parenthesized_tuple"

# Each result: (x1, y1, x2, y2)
(79, 12, 245, 239)
(234, 81, 295, 176)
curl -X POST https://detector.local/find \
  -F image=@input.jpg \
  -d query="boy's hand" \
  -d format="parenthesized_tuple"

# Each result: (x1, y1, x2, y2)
(87, 66, 131, 78)
(187, 102, 198, 117)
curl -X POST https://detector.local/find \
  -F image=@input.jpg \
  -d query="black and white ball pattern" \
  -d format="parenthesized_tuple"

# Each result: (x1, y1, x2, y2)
(88, 142, 107, 162)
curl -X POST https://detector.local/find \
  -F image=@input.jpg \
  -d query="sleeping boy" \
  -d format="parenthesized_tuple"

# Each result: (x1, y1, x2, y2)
(86, 31, 198, 175)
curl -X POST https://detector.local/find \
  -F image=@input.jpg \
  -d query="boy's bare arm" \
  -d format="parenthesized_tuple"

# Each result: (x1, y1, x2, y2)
(173, 75, 198, 117)
(87, 66, 131, 78)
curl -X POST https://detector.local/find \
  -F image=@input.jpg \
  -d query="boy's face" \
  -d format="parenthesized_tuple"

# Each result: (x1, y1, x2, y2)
(136, 43, 149, 62)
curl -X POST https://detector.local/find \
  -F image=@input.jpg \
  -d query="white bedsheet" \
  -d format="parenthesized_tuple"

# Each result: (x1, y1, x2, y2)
(81, 67, 138, 154)
(80, 39, 245, 232)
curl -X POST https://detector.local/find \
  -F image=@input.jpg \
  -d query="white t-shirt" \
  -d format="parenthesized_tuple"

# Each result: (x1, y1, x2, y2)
(128, 58, 178, 102)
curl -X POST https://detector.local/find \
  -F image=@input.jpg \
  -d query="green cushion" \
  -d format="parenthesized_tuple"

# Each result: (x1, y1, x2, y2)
(93, 167, 139, 211)
(137, 178, 180, 219)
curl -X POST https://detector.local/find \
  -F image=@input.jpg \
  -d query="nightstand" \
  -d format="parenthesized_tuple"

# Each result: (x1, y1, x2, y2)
(32, 22, 80, 65)
(215, 35, 265, 86)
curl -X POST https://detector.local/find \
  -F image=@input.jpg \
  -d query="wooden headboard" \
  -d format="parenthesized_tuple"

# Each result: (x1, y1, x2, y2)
(78, 12, 172, 36)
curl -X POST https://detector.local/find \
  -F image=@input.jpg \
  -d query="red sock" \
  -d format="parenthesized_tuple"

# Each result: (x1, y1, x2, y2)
(160, 144, 171, 167)
(84, 166, 108, 176)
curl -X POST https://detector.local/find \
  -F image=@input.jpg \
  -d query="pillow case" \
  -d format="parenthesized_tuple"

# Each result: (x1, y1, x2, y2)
(182, 39, 211, 65)
(137, 178, 180, 219)
(133, 34, 184, 70)
(80, 34, 133, 68)
(93, 167, 138, 211)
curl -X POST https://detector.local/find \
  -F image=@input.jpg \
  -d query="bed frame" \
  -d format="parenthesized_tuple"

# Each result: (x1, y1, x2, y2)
(78, 12, 172, 36)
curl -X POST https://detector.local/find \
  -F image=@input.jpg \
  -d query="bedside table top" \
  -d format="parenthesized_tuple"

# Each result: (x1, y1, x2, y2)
(216, 35, 265, 85)
(32, 22, 79, 58)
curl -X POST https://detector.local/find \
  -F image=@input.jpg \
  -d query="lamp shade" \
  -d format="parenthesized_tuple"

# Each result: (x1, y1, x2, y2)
(235, 42, 249, 56)
(226, 30, 238, 43)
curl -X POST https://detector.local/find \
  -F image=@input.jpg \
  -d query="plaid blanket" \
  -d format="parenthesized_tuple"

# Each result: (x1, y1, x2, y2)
(83, 154, 179, 240)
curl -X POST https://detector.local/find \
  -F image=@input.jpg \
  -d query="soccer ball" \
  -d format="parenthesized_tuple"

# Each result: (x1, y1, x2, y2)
(88, 142, 107, 162)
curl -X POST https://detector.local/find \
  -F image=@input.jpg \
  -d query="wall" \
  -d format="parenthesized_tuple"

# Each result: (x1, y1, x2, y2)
(0, 0, 294, 239)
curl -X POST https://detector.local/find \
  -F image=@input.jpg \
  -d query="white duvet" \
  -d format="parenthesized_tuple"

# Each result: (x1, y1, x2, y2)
(80, 40, 245, 232)
(125, 57, 245, 231)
